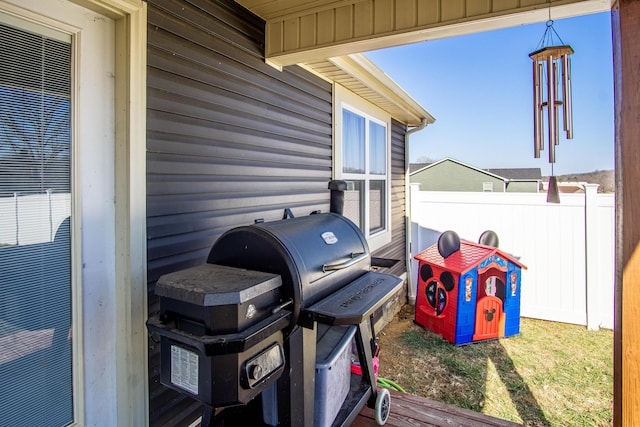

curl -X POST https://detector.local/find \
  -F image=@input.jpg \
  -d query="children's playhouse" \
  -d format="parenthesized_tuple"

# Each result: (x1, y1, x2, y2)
(414, 231, 526, 345)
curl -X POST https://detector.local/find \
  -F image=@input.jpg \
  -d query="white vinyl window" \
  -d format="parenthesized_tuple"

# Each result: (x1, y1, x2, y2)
(334, 84, 391, 251)
(0, 13, 74, 427)
(483, 182, 494, 192)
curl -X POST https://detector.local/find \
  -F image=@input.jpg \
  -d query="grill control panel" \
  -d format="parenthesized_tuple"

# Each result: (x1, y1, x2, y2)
(242, 342, 284, 389)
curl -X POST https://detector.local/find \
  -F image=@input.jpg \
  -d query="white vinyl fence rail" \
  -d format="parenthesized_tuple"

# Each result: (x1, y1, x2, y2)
(0, 192, 71, 246)
(410, 184, 615, 330)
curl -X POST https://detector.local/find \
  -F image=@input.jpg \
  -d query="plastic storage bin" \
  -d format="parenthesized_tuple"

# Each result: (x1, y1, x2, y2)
(314, 324, 357, 427)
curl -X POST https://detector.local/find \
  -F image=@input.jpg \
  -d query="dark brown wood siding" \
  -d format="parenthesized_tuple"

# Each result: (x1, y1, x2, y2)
(146, 0, 332, 424)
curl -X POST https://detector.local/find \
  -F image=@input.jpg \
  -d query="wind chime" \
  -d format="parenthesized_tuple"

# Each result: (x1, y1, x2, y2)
(529, 17, 573, 203)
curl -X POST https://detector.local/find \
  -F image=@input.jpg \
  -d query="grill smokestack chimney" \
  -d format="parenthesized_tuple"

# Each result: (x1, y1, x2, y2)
(328, 180, 347, 215)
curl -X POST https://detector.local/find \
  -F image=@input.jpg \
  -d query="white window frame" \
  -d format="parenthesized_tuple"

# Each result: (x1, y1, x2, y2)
(483, 182, 494, 192)
(0, 1, 148, 426)
(333, 83, 392, 252)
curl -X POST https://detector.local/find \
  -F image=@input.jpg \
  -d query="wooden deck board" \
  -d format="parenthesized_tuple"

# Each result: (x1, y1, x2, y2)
(353, 389, 521, 427)
(194, 389, 521, 426)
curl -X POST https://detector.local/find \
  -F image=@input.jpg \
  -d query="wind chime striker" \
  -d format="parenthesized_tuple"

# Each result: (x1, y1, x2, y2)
(529, 19, 574, 203)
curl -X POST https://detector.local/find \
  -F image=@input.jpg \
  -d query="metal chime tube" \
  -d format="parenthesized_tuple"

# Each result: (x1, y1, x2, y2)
(529, 44, 573, 168)
(537, 63, 544, 154)
(546, 54, 556, 163)
(533, 60, 542, 158)
(553, 61, 560, 146)
(562, 54, 573, 139)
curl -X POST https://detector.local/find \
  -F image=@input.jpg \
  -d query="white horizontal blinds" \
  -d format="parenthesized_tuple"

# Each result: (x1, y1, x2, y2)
(0, 17, 73, 427)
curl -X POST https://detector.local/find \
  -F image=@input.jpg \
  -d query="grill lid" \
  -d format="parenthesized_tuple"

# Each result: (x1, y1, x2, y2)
(207, 212, 370, 327)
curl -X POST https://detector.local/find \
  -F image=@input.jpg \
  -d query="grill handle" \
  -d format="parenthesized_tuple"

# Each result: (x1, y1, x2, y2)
(271, 298, 294, 314)
(322, 252, 367, 273)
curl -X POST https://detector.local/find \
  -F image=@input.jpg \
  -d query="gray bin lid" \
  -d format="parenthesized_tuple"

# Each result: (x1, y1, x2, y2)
(315, 324, 356, 369)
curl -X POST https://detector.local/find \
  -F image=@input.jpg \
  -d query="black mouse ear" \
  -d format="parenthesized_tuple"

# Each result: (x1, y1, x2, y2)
(437, 230, 460, 258)
(478, 230, 499, 248)
(420, 264, 433, 282)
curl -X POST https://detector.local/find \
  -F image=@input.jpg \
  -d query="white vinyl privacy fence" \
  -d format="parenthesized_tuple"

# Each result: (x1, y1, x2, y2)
(410, 184, 615, 330)
(0, 192, 71, 246)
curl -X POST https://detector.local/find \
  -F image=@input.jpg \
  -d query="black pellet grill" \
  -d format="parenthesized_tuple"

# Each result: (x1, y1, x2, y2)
(147, 184, 402, 426)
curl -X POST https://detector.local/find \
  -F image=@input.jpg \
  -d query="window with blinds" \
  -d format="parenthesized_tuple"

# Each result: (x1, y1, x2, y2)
(0, 15, 74, 427)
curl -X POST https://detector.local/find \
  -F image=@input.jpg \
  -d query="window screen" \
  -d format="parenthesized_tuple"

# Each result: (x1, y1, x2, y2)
(0, 17, 74, 427)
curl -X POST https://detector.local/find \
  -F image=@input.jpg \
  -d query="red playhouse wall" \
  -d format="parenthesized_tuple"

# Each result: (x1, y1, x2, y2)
(415, 263, 460, 344)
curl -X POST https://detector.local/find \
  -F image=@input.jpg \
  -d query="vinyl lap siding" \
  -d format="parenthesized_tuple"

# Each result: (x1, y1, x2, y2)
(147, 1, 332, 284)
(146, 0, 331, 425)
(370, 119, 407, 334)
(372, 119, 407, 277)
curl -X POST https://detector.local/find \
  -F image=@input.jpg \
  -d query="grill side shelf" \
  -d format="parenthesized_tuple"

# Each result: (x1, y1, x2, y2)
(301, 271, 402, 326)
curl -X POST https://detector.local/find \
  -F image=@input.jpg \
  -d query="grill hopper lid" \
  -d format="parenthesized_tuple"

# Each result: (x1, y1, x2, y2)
(207, 212, 370, 330)
(155, 264, 282, 306)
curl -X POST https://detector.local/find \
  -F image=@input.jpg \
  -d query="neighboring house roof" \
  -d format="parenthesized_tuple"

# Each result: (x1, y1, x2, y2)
(410, 158, 542, 182)
(559, 185, 584, 193)
(541, 180, 586, 193)
(410, 158, 508, 181)
(409, 162, 432, 174)
(486, 168, 542, 180)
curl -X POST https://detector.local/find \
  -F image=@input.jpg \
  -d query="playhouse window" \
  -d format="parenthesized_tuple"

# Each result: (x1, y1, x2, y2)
(482, 275, 506, 301)
(425, 280, 448, 316)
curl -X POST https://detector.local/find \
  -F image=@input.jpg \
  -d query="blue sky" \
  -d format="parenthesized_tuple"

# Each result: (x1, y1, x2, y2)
(366, 11, 614, 176)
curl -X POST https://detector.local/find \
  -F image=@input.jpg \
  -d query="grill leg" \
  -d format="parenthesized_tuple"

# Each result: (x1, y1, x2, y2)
(278, 325, 317, 426)
(355, 317, 378, 408)
(200, 406, 219, 427)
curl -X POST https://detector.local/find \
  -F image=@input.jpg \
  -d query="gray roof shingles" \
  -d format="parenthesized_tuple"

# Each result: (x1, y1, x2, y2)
(409, 162, 542, 180)
(486, 168, 542, 180)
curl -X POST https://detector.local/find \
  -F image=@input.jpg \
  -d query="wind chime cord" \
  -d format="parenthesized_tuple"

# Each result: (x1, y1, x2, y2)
(535, 2, 567, 50)
(535, 21, 566, 50)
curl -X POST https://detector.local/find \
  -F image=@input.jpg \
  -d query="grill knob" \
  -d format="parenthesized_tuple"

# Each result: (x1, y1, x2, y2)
(249, 364, 263, 381)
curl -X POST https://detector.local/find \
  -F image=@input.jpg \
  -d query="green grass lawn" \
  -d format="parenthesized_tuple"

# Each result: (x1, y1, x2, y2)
(378, 314, 613, 426)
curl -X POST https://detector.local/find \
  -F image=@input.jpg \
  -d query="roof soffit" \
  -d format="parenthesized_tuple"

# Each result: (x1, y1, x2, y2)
(236, 0, 610, 126)
(320, 54, 435, 126)
(236, 0, 611, 67)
